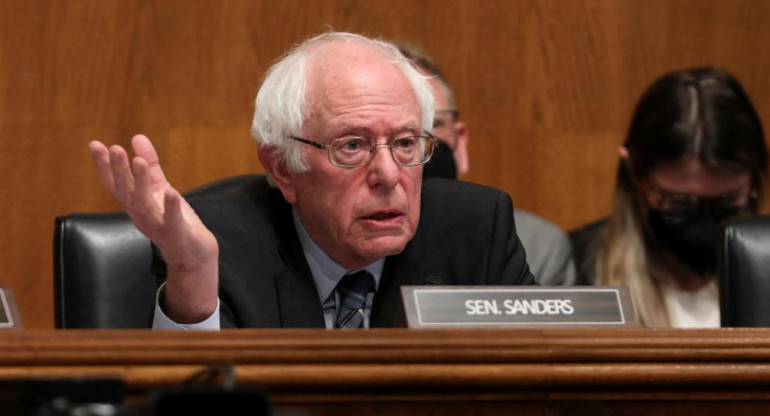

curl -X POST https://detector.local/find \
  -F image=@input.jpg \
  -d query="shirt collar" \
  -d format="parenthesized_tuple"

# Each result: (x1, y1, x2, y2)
(292, 210, 383, 304)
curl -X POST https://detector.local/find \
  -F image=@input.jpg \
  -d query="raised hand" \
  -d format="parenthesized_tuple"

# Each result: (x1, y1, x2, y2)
(89, 134, 219, 323)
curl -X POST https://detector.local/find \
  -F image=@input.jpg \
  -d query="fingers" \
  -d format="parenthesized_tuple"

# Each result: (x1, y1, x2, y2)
(90, 135, 164, 206)
(163, 187, 185, 239)
(131, 134, 168, 185)
(89, 141, 115, 192)
(109, 145, 135, 205)
(88, 139, 138, 205)
(131, 134, 157, 163)
(90, 134, 185, 242)
(90, 137, 159, 225)
(130, 156, 159, 219)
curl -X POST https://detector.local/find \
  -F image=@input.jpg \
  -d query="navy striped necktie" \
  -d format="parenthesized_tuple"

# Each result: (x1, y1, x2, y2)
(335, 270, 375, 329)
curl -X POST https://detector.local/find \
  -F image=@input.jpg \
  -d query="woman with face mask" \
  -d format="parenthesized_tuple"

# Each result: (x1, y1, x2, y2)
(571, 67, 768, 328)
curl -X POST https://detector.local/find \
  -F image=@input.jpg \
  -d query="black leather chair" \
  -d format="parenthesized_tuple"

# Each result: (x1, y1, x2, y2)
(718, 215, 770, 327)
(54, 174, 261, 329)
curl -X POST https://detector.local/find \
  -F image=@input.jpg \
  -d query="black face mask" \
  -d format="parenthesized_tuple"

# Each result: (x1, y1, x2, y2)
(422, 140, 457, 180)
(647, 206, 744, 277)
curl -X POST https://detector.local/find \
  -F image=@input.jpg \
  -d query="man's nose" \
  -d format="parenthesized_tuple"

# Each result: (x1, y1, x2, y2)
(366, 144, 400, 188)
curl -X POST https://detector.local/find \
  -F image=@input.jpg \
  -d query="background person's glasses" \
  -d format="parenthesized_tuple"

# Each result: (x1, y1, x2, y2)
(431, 110, 460, 150)
(290, 134, 437, 168)
(646, 184, 757, 223)
(432, 110, 459, 130)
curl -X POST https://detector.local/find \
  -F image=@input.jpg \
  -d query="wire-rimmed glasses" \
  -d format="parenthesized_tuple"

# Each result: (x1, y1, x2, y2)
(290, 133, 438, 168)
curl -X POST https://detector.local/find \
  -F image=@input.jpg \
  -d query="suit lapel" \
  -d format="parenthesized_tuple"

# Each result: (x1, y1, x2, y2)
(271, 194, 326, 329)
(275, 266, 326, 328)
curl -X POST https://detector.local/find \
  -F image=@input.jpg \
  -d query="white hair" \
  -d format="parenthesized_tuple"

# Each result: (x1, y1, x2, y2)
(251, 32, 435, 173)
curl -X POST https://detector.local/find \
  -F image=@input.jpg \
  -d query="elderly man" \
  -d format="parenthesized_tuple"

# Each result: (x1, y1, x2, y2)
(89, 32, 534, 329)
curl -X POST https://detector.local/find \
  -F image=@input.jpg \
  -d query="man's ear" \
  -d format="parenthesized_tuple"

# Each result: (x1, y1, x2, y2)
(258, 146, 297, 204)
(453, 121, 470, 178)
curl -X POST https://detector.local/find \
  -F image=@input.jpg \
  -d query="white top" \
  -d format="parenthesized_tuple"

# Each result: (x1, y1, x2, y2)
(662, 280, 720, 328)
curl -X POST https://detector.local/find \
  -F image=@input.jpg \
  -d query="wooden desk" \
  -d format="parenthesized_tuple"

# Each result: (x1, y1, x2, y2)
(2, 328, 770, 415)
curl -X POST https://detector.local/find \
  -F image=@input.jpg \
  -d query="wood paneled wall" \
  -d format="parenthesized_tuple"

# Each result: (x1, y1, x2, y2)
(2, 0, 769, 329)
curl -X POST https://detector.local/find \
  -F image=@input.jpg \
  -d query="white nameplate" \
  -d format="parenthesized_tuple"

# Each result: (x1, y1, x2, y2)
(399, 286, 636, 328)
(0, 287, 22, 329)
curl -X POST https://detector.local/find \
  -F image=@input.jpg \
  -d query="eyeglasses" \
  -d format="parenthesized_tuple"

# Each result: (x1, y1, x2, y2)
(646, 184, 757, 223)
(289, 134, 438, 168)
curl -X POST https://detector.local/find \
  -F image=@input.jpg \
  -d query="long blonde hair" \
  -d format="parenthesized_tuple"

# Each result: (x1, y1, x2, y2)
(596, 182, 670, 327)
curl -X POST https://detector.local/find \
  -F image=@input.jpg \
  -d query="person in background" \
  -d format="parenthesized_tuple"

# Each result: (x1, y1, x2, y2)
(398, 42, 577, 286)
(570, 67, 768, 328)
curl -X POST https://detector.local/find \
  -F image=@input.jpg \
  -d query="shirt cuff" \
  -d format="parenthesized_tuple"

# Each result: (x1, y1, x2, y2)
(152, 282, 221, 330)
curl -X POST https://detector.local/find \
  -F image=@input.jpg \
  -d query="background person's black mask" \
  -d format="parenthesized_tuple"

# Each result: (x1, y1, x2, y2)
(647, 206, 738, 277)
(422, 140, 457, 180)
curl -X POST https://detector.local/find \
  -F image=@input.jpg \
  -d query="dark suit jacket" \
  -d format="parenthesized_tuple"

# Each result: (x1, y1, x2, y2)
(157, 176, 534, 328)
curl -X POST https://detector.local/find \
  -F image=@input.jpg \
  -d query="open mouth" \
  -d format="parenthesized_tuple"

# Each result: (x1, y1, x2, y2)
(365, 212, 401, 221)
